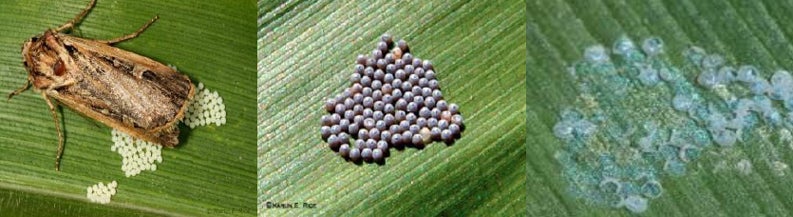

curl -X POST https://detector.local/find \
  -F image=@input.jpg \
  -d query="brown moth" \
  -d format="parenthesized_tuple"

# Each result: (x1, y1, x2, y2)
(9, 0, 195, 171)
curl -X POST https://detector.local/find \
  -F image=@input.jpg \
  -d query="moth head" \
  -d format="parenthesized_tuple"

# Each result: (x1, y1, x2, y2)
(22, 31, 68, 89)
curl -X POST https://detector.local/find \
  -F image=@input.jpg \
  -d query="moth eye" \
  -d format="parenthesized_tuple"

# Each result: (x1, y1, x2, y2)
(53, 59, 66, 76)
(30, 36, 39, 42)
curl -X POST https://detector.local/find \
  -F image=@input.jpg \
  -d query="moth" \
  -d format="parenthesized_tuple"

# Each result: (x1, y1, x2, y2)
(9, 0, 195, 171)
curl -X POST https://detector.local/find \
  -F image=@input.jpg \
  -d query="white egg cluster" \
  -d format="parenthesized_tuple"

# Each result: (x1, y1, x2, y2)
(183, 82, 227, 128)
(86, 181, 117, 204)
(111, 129, 163, 177)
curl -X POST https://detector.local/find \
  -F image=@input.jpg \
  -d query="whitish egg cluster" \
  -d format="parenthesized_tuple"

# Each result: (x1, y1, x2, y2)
(551, 36, 696, 214)
(86, 181, 117, 204)
(183, 82, 227, 128)
(554, 35, 793, 214)
(111, 129, 163, 177)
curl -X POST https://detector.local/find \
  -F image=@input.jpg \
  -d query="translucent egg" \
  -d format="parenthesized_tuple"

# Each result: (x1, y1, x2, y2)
(622, 195, 648, 213)
(638, 66, 660, 86)
(683, 46, 707, 65)
(672, 94, 694, 112)
(697, 69, 719, 89)
(712, 129, 737, 147)
(612, 36, 636, 55)
(553, 122, 574, 140)
(737, 65, 760, 83)
(641, 37, 664, 56)
(584, 45, 610, 63)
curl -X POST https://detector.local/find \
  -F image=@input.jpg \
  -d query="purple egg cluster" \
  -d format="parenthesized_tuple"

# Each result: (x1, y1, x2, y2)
(320, 34, 465, 164)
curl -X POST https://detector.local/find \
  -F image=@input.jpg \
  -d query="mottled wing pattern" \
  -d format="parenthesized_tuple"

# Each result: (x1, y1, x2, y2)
(46, 33, 194, 146)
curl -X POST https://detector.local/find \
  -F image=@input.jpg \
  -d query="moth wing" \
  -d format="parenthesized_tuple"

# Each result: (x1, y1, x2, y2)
(48, 34, 193, 146)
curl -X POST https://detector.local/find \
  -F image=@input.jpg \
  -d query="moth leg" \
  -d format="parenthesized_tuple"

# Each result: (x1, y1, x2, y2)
(55, 0, 97, 32)
(99, 16, 159, 45)
(7, 79, 31, 100)
(51, 79, 77, 89)
(42, 92, 65, 171)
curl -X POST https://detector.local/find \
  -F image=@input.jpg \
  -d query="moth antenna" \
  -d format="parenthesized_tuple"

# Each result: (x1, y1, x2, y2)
(42, 92, 65, 171)
(100, 15, 159, 45)
(55, 0, 97, 32)
(8, 79, 31, 101)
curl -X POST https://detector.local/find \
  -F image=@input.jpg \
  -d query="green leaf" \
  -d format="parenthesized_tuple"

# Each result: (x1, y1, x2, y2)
(0, 0, 256, 216)
(258, 1, 526, 216)
(528, 0, 793, 216)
